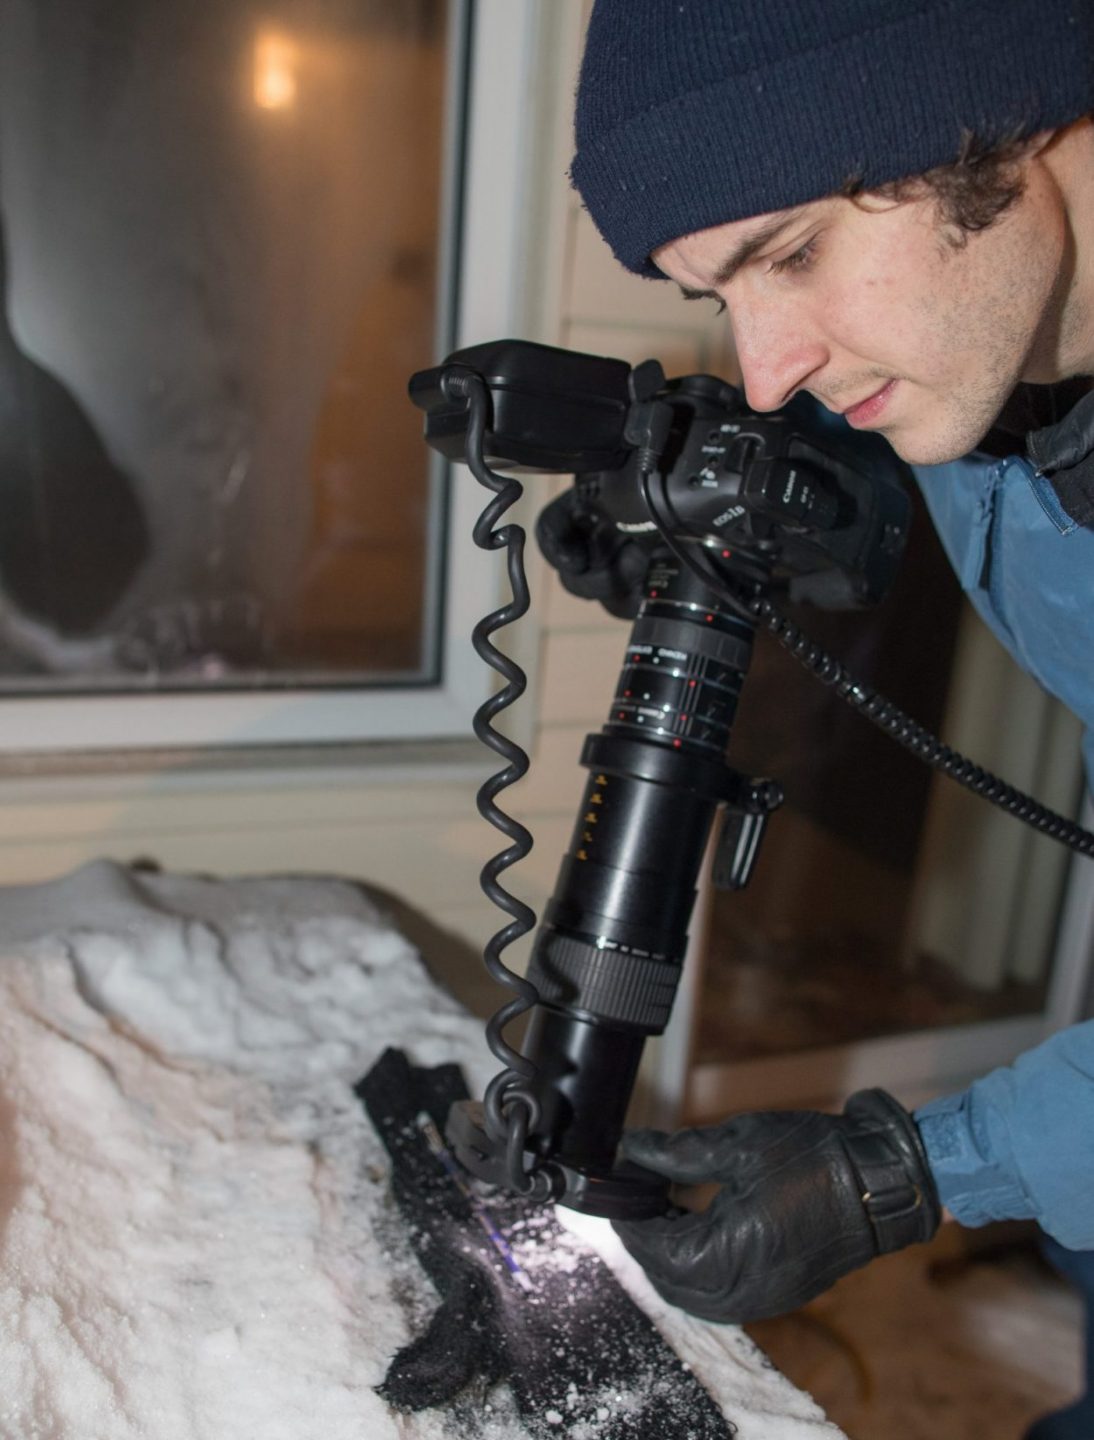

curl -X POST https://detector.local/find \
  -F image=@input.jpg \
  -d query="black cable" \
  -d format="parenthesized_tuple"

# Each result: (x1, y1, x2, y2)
(444, 371, 545, 1196)
(638, 467, 760, 625)
(639, 467, 1094, 859)
(752, 595, 1094, 856)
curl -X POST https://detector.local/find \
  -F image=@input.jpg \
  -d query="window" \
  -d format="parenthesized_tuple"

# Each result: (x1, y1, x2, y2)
(0, 0, 536, 752)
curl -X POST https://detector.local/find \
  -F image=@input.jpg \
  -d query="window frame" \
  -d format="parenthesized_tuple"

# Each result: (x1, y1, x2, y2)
(0, 0, 540, 755)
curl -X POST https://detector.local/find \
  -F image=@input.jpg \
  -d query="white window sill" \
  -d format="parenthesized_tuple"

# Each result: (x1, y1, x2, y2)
(0, 736, 492, 795)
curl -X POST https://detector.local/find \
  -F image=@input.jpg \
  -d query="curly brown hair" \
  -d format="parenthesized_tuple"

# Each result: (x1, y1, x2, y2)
(842, 130, 1033, 245)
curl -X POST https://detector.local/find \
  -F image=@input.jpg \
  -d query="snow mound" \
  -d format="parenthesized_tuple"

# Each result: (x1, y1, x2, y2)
(0, 860, 842, 1440)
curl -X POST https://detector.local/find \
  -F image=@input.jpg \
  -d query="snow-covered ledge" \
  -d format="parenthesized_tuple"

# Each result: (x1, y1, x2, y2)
(0, 860, 844, 1438)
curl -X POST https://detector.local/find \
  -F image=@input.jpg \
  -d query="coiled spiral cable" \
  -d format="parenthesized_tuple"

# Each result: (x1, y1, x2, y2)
(446, 370, 545, 1195)
(639, 466, 1094, 859)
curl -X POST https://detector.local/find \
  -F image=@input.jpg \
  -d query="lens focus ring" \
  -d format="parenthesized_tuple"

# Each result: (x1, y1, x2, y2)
(527, 928, 681, 1032)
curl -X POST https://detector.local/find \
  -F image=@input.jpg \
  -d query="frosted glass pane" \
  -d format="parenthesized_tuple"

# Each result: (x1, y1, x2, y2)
(0, 0, 449, 694)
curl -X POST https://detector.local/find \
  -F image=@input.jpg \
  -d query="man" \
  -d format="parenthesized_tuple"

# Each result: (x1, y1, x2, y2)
(569, 2, 1094, 1435)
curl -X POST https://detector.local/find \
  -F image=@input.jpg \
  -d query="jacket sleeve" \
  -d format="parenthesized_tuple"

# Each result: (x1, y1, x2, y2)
(914, 1020, 1094, 1250)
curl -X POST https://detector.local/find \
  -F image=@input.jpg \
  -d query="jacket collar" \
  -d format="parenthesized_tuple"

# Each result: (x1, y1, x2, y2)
(979, 378, 1094, 527)
(1027, 387, 1094, 527)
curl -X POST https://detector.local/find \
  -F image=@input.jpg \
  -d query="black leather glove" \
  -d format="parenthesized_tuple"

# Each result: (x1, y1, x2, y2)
(613, 1089, 941, 1324)
(535, 486, 649, 619)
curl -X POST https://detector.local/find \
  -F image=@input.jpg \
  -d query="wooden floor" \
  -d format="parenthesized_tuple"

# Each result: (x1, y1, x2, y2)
(697, 908, 1045, 1063)
(747, 1223, 1084, 1440)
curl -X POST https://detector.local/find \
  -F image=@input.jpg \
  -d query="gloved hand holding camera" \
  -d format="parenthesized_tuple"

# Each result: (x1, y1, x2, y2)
(535, 486, 650, 620)
(612, 1088, 941, 1324)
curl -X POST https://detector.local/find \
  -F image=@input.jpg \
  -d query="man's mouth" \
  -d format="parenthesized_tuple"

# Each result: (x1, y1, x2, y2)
(841, 380, 897, 427)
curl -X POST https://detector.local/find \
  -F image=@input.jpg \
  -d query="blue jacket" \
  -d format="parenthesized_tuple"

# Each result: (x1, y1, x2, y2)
(910, 440, 1094, 1251)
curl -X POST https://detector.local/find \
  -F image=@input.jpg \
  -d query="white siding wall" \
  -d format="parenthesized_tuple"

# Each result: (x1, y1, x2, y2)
(0, 6, 732, 987)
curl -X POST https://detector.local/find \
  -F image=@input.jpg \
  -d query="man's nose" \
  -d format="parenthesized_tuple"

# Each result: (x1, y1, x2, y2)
(731, 306, 828, 413)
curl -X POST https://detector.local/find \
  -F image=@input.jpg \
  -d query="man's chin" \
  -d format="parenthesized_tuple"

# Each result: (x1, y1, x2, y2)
(884, 423, 988, 468)
(887, 440, 962, 466)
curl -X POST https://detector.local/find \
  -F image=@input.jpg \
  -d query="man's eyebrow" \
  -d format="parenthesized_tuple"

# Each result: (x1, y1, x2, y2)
(675, 210, 806, 299)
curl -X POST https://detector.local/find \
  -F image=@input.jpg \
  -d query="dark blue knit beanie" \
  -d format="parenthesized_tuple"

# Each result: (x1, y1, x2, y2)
(572, 0, 1094, 277)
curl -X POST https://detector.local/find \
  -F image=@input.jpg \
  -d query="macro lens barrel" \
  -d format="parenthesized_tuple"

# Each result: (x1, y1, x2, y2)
(521, 552, 755, 1175)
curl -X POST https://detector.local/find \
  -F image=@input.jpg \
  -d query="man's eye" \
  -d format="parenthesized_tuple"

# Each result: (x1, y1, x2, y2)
(769, 239, 818, 275)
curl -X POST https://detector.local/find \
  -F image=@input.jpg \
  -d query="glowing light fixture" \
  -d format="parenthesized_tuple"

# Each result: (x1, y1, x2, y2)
(254, 32, 297, 110)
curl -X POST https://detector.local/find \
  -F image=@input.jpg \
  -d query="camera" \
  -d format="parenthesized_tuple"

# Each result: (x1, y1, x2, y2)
(409, 339, 912, 1218)
(410, 338, 911, 608)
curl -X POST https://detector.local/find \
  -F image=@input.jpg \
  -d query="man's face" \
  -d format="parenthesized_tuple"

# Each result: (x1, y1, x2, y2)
(652, 158, 1071, 465)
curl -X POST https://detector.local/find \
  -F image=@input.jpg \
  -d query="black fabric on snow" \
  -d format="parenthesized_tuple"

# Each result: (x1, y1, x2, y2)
(356, 1048, 736, 1438)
